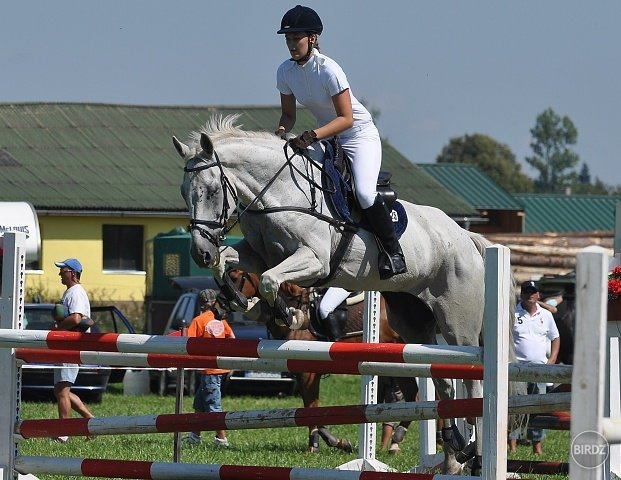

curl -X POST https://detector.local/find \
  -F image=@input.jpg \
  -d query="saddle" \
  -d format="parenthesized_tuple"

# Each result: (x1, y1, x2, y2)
(320, 138, 407, 238)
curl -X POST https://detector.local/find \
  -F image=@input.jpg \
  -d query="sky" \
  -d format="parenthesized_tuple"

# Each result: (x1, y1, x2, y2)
(2, 1, 620, 187)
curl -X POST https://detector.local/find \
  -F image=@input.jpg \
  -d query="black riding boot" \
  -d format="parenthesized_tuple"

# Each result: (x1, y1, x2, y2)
(363, 195, 407, 280)
(324, 312, 343, 341)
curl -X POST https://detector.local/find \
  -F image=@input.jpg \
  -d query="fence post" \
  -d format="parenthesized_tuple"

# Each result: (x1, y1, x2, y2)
(482, 244, 509, 480)
(570, 246, 608, 480)
(0, 232, 26, 480)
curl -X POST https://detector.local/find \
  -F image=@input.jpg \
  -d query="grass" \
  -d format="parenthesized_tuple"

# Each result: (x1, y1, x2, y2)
(18, 375, 570, 480)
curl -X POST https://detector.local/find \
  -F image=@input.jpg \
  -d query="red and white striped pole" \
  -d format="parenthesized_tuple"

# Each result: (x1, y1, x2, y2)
(15, 455, 479, 480)
(0, 329, 483, 364)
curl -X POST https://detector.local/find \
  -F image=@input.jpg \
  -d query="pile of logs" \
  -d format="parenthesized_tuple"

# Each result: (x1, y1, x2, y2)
(484, 230, 615, 281)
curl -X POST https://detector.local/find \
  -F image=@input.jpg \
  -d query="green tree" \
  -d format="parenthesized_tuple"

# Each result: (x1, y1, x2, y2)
(436, 133, 533, 193)
(577, 163, 591, 184)
(526, 108, 580, 193)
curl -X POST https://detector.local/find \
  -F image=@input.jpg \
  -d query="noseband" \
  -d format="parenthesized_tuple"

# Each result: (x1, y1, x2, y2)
(184, 151, 238, 247)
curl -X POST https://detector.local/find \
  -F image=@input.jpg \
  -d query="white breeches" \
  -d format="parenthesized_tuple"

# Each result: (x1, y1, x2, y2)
(340, 124, 382, 209)
(319, 287, 351, 319)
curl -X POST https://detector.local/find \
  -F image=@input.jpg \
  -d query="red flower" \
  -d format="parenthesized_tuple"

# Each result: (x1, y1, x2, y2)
(610, 267, 621, 301)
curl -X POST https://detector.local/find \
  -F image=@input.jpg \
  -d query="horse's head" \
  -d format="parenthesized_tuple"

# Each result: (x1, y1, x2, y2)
(173, 132, 237, 268)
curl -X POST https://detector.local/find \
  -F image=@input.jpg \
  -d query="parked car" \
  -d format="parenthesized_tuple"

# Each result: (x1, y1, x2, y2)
(21, 304, 136, 402)
(150, 276, 297, 396)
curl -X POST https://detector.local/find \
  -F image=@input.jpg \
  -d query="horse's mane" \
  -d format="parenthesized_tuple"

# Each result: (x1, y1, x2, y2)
(188, 114, 275, 147)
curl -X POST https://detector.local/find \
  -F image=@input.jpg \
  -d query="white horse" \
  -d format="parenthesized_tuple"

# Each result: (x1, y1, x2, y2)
(173, 114, 514, 474)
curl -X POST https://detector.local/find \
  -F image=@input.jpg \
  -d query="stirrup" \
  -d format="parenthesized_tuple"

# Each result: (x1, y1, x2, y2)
(378, 251, 407, 280)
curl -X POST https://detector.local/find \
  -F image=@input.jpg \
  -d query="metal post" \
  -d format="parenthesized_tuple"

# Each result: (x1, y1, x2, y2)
(0, 232, 26, 480)
(359, 290, 380, 462)
(173, 327, 187, 463)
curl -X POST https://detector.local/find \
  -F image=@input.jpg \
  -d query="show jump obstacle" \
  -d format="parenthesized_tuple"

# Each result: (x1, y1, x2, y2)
(0, 230, 619, 479)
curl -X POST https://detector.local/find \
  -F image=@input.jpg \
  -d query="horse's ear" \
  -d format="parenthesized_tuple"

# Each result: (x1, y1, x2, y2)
(200, 133, 214, 157)
(172, 136, 191, 158)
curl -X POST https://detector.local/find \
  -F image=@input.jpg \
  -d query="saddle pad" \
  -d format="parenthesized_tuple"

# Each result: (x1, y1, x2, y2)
(321, 141, 353, 223)
(320, 140, 408, 239)
(391, 200, 408, 239)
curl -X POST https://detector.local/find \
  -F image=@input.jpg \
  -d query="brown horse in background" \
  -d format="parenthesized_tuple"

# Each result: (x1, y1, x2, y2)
(227, 269, 419, 453)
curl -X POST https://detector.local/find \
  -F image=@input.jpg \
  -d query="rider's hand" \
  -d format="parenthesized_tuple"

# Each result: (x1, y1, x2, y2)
(290, 130, 317, 150)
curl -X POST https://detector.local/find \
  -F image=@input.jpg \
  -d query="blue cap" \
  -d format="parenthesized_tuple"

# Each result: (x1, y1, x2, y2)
(55, 258, 83, 273)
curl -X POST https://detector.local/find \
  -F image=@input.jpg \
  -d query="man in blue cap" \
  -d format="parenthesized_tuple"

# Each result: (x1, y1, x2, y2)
(52, 257, 95, 442)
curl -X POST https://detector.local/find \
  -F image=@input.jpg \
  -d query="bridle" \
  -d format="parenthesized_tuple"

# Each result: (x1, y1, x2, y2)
(183, 143, 356, 250)
(183, 151, 238, 247)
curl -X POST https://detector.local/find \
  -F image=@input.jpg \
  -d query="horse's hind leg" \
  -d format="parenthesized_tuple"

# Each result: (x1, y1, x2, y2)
(382, 292, 463, 474)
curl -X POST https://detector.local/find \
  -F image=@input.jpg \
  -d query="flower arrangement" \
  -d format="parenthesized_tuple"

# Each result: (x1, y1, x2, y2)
(610, 266, 621, 301)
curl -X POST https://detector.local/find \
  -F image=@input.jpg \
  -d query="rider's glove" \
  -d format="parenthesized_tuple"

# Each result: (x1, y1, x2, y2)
(290, 130, 317, 151)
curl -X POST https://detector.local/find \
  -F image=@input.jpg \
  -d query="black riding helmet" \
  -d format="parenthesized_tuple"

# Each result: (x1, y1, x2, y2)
(277, 5, 323, 35)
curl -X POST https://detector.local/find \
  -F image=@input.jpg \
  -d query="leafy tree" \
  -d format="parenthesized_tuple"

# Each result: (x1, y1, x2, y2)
(526, 108, 580, 193)
(436, 133, 533, 193)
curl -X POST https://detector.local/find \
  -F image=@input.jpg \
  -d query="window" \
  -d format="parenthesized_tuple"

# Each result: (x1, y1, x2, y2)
(102, 225, 144, 271)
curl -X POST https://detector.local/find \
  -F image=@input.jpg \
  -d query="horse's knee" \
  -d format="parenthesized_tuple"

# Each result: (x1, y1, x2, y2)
(259, 273, 279, 304)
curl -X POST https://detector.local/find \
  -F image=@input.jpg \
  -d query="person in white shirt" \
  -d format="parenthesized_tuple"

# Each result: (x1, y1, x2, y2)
(52, 258, 95, 442)
(274, 5, 406, 339)
(509, 280, 560, 455)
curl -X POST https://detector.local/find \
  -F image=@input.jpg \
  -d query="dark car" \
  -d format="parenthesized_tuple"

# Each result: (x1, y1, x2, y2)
(150, 276, 297, 396)
(21, 304, 136, 402)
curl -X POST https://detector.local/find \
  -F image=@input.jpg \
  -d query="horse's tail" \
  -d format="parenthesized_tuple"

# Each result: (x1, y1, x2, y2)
(466, 230, 493, 259)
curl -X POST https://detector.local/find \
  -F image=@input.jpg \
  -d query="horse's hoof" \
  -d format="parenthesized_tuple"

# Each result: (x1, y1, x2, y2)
(442, 424, 467, 452)
(392, 425, 408, 443)
(388, 443, 401, 454)
(337, 439, 353, 453)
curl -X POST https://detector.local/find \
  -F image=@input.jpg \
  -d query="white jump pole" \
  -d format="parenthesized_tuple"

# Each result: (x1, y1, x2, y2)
(481, 244, 509, 480)
(0, 232, 27, 480)
(614, 203, 621, 255)
(570, 246, 609, 480)
(606, 336, 621, 477)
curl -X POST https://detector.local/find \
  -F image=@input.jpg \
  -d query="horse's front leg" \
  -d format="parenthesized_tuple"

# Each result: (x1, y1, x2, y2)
(215, 240, 267, 280)
(259, 246, 325, 305)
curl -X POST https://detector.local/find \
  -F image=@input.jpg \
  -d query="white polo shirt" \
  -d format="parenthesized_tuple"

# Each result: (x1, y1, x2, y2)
(513, 302, 559, 364)
(276, 50, 373, 137)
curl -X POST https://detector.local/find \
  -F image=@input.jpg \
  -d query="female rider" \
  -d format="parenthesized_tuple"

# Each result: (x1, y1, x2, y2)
(274, 5, 407, 339)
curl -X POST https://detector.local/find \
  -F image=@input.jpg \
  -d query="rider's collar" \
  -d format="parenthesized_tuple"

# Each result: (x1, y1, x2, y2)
(290, 47, 317, 66)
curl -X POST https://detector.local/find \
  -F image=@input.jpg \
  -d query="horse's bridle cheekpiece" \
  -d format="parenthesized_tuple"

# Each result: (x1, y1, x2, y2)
(184, 151, 238, 247)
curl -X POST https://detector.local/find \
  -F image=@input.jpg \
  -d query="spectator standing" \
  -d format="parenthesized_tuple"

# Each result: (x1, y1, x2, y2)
(182, 289, 235, 447)
(509, 280, 560, 455)
(52, 258, 95, 442)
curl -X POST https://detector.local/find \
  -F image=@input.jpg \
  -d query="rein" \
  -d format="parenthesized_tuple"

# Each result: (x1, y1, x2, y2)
(184, 142, 357, 250)
(235, 143, 356, 233)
